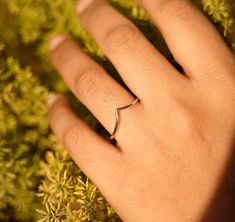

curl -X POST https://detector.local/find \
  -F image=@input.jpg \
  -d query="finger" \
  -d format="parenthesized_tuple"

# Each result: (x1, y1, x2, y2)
(76, 0, 186, 100)
(48, 94, 124, 199)
(137, 0, 235, 80)
(49, 35, 141, 145)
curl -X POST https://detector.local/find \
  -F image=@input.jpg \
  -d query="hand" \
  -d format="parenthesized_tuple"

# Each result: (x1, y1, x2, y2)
(47, 0, 235, 221)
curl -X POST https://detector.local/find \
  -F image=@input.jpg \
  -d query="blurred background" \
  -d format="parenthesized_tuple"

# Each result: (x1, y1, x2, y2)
(0, 0, 234, 221)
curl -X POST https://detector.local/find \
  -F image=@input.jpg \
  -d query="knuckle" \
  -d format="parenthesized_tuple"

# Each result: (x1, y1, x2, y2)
(50, 106, 68, 128)
(83, 2, 110, 25)
(52, 40, 73, 65)
(170, 96, 200, 137)
(63, 124, 82, 150)
(174, 105, 209, 145)
(157, 0, 195, 21)
(74, 67, 102, 98)
(104, 24, 141, 54)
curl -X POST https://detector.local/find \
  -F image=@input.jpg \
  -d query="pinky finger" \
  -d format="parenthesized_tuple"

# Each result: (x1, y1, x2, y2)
(47, 94, 124, 198)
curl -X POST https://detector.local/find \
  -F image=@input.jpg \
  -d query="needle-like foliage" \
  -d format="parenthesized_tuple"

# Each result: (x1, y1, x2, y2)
(0, 0, 234, 221)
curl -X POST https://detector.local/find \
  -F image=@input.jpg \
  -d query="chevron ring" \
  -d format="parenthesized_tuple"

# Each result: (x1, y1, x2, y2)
(110, 97, 140, 140)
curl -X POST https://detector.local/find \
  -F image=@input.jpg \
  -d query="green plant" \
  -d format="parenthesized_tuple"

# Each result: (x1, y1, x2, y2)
(0, 0, 234, 221)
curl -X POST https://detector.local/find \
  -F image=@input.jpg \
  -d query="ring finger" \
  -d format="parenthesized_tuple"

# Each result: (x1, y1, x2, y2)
(49, 35, 142, 146)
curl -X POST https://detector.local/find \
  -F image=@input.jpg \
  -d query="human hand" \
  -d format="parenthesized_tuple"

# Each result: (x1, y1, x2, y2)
(47, 0, 235, 221)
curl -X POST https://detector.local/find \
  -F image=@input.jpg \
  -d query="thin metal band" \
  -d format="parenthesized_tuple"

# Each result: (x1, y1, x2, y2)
(110, 97, 140, 140)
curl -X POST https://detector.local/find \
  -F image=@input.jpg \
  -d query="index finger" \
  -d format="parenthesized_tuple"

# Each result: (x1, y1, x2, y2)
(137, 0, 235, 80)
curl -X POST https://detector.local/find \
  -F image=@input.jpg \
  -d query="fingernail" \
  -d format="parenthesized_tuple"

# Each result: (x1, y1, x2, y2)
(49, 35, 67, 51)
(47, 93, 60, 107)
(77, 0, 94, 14)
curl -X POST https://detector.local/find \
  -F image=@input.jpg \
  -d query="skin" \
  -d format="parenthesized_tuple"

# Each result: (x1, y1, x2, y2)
(47, 0, 235, 221)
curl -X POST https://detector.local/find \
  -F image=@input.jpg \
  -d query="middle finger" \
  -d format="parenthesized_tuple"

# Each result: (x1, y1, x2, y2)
(77, 0, 185, 101)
